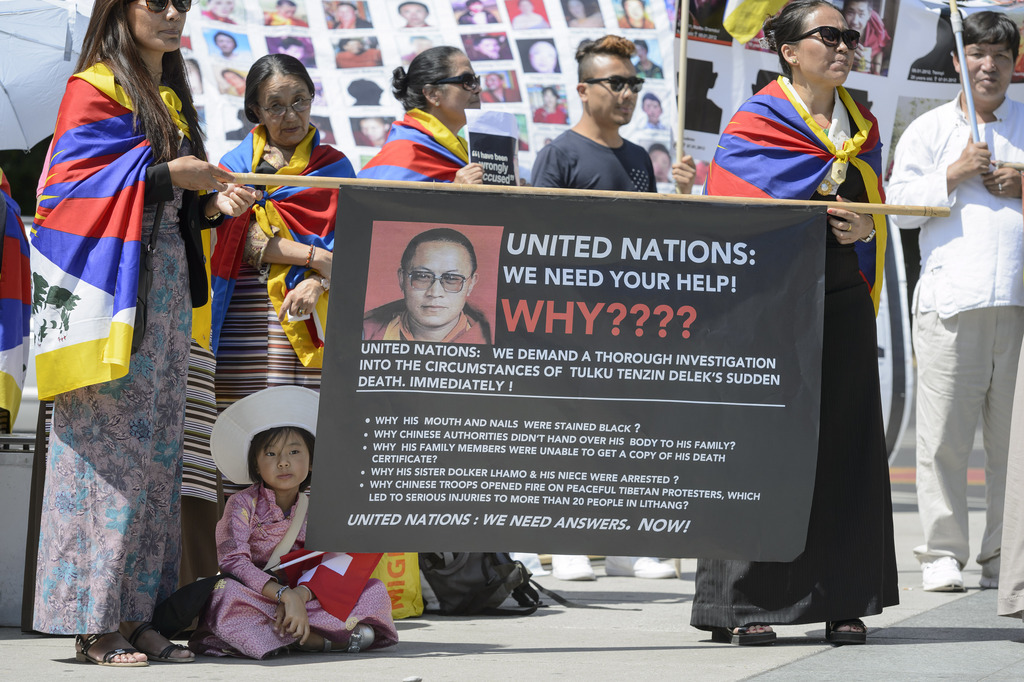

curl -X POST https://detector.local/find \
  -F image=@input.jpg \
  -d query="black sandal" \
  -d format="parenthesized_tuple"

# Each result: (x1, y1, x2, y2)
(710, 624, 776, 646)
(825, 619, 867, 645)
(126, 622, 195, 662)
(75, 633, 148, 667)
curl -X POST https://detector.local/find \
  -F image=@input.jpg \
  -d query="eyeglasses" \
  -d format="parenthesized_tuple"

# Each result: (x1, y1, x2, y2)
(259, 97, 313, 118)
(431, 73, 481, 91)
(405, 270, 469, 293)
(140, 0, 193, 13)
(583, 76, 645, 94)
(789, 26, 860, 50)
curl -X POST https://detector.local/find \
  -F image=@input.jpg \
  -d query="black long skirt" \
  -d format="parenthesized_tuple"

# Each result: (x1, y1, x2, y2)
(690, 235, 899, 629)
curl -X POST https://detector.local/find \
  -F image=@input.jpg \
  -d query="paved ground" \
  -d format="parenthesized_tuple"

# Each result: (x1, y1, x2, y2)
(4, 400, 1023, 680)
(4, 528, 1022, 681)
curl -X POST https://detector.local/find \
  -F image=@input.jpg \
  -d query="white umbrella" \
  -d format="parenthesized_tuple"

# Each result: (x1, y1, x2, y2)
(0, 0, 89, 151)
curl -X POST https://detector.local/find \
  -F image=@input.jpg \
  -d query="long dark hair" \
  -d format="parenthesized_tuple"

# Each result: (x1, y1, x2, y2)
(76, 0, 206, 163)
(762, 0, 837, 79)
(392, 45, 463, 111)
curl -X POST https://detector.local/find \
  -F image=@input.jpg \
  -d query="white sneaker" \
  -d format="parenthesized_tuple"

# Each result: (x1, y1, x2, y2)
(604, 556, 676, 579)
(510, 552, 549, 576)
(551, 554, 596, 581)
(921, 556, 965, 592)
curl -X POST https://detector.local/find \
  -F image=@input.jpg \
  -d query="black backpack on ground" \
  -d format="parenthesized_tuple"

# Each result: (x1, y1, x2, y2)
(418, 552, 543, 616)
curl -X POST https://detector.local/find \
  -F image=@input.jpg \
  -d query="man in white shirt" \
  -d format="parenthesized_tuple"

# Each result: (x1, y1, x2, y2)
(888, 11, 1024, 593)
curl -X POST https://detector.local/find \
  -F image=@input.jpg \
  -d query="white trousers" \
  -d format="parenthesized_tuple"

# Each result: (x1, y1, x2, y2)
(913, 306, 1024, 572)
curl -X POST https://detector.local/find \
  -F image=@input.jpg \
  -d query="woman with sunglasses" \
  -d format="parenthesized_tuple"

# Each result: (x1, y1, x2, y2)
(686, 0, 897, 646)
(208, 53, 354, 481)
(30, 0, 258, 666)
(358, 46, 485, 184)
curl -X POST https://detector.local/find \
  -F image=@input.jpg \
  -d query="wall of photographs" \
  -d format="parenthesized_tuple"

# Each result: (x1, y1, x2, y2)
(680, 0, 1024, 187)
(182, 0, 677, 189)
(180, 0, 1024, 190)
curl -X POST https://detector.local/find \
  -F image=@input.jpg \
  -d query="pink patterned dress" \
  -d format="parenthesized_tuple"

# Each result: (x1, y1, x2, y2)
(189, 484, 398, 658)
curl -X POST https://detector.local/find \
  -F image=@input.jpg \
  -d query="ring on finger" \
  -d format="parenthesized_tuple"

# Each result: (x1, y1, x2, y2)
(999, 183, 1004, 191)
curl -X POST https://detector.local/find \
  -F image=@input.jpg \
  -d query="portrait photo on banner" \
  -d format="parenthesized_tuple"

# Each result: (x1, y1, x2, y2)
(323, 0, 375, 28)
(393, 0, 435, 28)
(361, 221, 503, 345)
(262, 0, 311, 26)
(397, 33, 444, 65)
(267, 35, 317, 68)
(463, 32, 514, 61)
(561, 0, 605, 28)
(201, 0, 245, 24)
(454, 0, 501, 25)
(336, 36, 385, 68)
(204, 27, 253, 63)
(480, 70, 523, 103)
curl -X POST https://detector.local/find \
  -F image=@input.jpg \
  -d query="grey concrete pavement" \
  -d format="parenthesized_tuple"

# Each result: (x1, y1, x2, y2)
(6, 392, 1023, 680)
(4, 506, 1024, 680)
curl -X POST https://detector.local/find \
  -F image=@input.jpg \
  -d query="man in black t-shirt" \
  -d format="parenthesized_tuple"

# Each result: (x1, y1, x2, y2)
(531, 35, 694, 194)
(527, 35, 695, 583)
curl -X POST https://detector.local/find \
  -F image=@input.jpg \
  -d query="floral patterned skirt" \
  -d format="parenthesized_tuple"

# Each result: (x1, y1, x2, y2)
(33, 218, 192, 634)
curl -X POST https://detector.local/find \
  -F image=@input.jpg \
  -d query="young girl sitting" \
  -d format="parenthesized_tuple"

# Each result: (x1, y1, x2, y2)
(189, 386, 398, 658)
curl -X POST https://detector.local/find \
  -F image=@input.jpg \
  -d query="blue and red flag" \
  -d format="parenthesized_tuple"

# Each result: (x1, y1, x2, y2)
(357, 109, 468, 182)
(705, 77, 887, 312)
(213, 125, 354, 366)
(0, 167, 31, 425)
(30, 64, 193, 399)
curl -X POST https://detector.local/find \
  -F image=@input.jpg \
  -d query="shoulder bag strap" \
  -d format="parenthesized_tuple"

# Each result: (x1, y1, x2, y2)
(263, 493, 309, 572)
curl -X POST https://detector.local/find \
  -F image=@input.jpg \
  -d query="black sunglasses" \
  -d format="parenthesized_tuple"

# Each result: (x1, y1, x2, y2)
(790, 25, 860, 49)
(583, 76, 645, 94)
(432, 73, 481, 91)
(141, 0, 193, 12)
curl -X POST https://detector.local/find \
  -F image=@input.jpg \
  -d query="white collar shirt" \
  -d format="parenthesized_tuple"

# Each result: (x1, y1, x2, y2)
(887, 96, 1024, 317)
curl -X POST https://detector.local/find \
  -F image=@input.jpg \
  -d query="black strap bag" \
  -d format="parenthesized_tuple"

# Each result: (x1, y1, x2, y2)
(418, 552, 543, 616)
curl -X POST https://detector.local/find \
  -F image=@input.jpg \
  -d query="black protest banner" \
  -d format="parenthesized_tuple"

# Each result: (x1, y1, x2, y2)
(308, 185, 825, 562)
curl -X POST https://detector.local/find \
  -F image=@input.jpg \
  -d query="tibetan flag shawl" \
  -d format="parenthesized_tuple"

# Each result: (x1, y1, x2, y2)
(706, 77, 886, 312)
(31, 63, 193, 400)
(213, 125, 354, 367)
(357, 109, 469, 182)
(0, 168, 31, 424)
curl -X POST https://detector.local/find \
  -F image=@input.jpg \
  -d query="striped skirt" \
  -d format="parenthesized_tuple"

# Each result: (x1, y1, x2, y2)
(214, 264, 321, 489)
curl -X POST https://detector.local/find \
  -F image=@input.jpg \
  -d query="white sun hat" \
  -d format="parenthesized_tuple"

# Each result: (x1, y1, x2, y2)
(211, 385, 320, 484)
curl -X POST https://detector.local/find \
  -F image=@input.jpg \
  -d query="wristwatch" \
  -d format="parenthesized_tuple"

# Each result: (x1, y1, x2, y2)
(860, 228, 876, 243)
(319, 275, 330, 291)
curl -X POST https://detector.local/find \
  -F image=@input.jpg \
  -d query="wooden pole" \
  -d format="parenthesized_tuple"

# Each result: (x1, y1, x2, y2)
(230, 172, 951, 218)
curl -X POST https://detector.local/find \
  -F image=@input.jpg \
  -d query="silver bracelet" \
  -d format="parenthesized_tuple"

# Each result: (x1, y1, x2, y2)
(298, 584, 312, 602)
(275, 584, 288, 602)
(860, 227, 876, 243)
